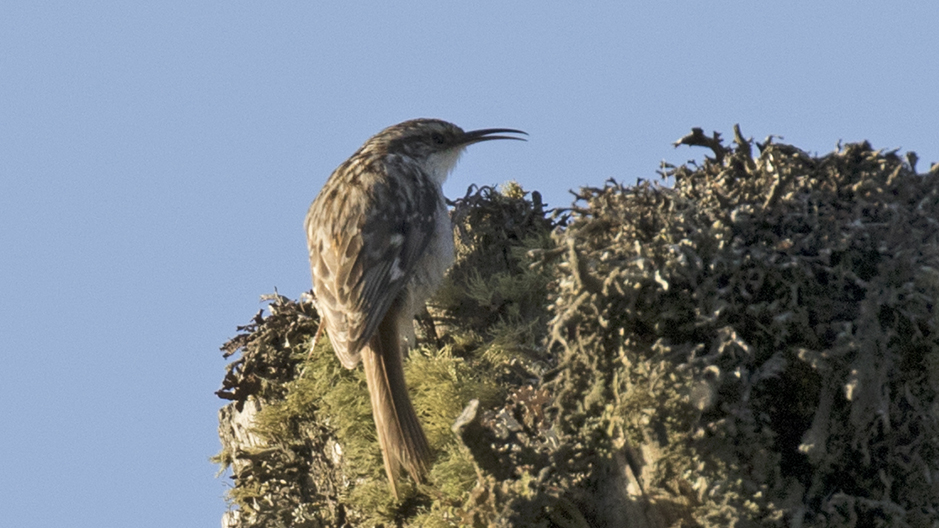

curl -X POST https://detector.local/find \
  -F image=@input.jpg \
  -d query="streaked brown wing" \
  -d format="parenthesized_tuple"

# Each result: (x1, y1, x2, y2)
(305, 158, 438, 368)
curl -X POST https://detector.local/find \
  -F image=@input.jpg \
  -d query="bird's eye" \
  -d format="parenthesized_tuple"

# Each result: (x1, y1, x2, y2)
(431, 133, 445, 145)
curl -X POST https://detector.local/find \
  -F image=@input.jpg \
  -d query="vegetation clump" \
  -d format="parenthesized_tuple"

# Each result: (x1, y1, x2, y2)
(216, 131, 939, 527)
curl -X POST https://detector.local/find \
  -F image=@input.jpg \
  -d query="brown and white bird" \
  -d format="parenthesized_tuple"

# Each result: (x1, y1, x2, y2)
(304, 118, 525, 497)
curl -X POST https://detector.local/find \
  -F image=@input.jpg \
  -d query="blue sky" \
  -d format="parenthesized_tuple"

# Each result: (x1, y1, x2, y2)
(2, 2, 936, 526)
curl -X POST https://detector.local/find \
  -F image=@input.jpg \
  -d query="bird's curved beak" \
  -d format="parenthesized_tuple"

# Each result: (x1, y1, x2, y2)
(459, 128, 528, 146)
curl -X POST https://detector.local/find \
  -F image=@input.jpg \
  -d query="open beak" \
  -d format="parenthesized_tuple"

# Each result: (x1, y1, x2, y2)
(458, 128, 528, 146)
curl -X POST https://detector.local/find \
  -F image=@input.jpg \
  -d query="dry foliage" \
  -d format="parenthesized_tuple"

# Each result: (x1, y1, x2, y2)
(216, 131, 939, 527)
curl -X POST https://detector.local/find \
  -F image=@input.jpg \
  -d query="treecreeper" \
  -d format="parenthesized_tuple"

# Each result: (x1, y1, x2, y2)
(304, 118, 526, 498)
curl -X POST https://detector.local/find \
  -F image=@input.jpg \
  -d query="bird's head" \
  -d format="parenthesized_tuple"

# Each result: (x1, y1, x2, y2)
(363, 118, 526, 184)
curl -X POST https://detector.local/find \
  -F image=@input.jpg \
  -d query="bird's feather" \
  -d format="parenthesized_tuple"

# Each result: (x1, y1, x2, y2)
(306, 155, 439, 368)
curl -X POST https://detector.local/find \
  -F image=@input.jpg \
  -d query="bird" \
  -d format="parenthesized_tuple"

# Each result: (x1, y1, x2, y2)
(304, 118, 526, 498)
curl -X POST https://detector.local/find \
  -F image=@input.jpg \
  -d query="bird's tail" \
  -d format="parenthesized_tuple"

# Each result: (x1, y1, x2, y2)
(361, 314, 432, 499)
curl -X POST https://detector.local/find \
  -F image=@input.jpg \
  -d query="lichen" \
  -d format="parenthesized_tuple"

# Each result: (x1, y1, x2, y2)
(216, 137, 939, 527)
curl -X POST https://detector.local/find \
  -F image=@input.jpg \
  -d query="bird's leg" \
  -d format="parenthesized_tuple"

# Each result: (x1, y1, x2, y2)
(400, 318, 418, 359)
(414, 307, 441, 350)
(306, 318, 326, 361)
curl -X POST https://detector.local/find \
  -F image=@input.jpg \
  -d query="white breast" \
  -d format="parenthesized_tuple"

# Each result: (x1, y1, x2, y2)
(401, 194, 454, 319)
